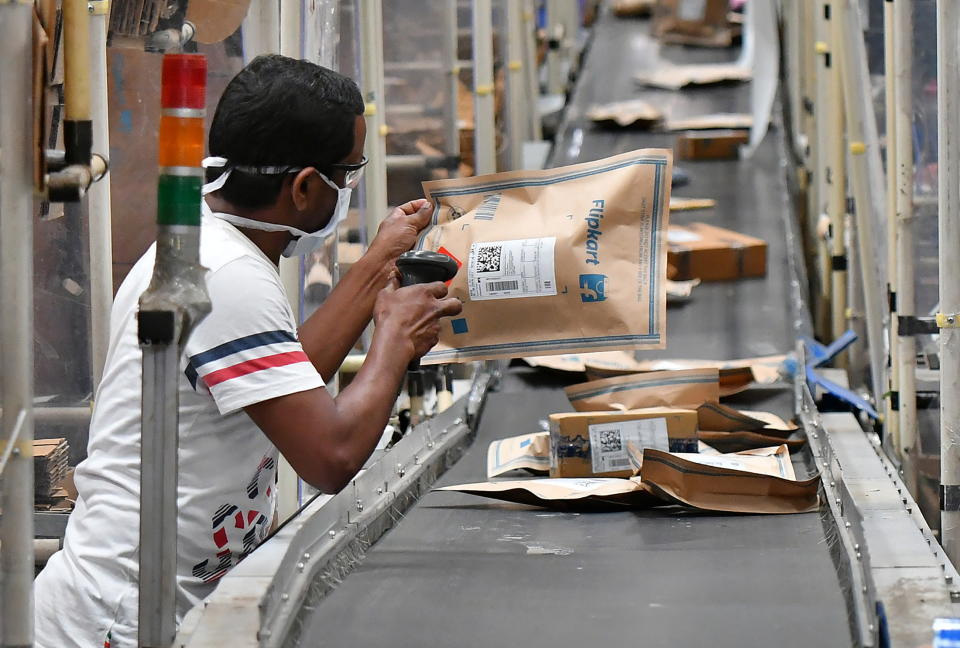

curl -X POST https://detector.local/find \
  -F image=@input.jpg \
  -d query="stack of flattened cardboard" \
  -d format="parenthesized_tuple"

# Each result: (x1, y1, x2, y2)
(440, 367, 818, 514)
(34, 437, 69, 503)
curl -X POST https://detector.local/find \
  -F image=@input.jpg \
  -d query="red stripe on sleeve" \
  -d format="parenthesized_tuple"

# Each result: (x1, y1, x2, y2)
(202, 351, 311, 388)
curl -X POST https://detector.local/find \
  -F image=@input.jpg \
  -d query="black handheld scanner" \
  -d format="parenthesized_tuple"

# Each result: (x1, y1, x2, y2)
(396, 250, 460, 371)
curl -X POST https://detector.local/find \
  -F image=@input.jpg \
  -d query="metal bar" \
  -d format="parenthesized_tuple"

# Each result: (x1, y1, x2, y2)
(523, 0, 542, 141)
(88, 8, 113, 389)
(835, 0, 888, 411)
(442, 0, 461, 174)
(138, 342, 181, 646)
(883, 0, 900, 458)
(0, 5, 36, 646)
(472, 0, 497, 175)
(504, 0, 527, 170)
(813, 0, 833, 340)
(937, 0, 960, 568)
(825, 2, 847, 356)
(545, 0, 565, 95)
(0, 411, 28, 477)
(276, 0, 305, 521)
(359, 0, 388, 242)
(894, 0, 918, 494)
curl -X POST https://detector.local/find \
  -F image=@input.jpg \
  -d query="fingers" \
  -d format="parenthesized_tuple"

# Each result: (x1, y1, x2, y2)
(436, 296, 464, 318)
(396, 198, 430, 216)
(424, 281, 449, 299)
(381, 275, 399, 292)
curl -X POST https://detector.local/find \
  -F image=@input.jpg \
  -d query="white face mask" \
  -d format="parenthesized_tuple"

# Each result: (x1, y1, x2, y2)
(201, 156, 352, 258)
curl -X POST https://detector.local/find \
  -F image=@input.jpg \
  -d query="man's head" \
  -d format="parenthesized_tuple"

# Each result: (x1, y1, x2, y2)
(206, 55, 365, 234)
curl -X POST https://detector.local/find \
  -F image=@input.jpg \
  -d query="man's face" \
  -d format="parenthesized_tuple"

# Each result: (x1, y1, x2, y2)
(300, 115, 367, 233)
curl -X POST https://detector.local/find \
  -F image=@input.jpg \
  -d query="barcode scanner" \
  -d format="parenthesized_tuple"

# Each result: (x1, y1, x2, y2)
(393, 250, 460, 438)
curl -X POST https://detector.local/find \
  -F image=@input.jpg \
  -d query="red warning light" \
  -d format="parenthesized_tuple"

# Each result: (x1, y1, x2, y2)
(161, 54, 207, 110)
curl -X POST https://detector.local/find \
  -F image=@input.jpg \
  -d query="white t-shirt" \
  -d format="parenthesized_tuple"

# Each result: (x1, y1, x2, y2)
(34, 214, 325, 648)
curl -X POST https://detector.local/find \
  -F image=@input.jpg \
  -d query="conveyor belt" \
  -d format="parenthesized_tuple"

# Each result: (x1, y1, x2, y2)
(301, 10, 855, 647)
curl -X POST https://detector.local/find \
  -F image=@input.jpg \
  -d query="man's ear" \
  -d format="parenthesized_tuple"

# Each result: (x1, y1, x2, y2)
(290, 167, 319, 211)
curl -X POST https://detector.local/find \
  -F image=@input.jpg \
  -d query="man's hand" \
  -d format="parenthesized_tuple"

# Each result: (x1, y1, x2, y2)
(368, 199, 434, 264)
(374, 278, 463, 360)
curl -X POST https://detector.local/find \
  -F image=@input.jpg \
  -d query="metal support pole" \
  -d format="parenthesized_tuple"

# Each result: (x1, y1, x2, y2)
(835, 0, 886, 409)
(545, 0, 565, 96)
(884, 0, 901, 456)
(442, 0, 461, 176)
(276, 0, 305, 521)
(504, 0, 527, 170)
(825, 2, 847, 356)
(88, 4, 113, 389)
(359, 0, 388, 241)
(0, 5, 36, 647)
(894, 0, 918, 493)
(813, 0, 833, 340)
(472, 0, 497, 175)
(523, 0, 543, 141)
(937, 0, 960, 566)
(138, 55, 211, 647)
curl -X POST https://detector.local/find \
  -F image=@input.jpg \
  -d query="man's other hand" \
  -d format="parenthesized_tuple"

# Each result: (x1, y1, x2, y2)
(373, 278, 463, 360)
(368, 199, 434, 262)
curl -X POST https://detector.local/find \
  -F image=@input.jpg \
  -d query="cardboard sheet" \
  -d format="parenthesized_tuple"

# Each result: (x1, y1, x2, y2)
(664, 113, 754, 131)
(669, 197, 717, 211)
(586, 99, 663, 129)
(635, 65, 751, 91)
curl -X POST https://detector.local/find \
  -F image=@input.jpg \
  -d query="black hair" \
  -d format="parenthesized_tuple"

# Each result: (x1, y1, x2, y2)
(206, 54, 364, 210)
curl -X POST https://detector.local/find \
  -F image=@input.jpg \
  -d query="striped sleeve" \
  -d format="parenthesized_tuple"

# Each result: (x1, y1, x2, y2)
(184, 257, 324, 415)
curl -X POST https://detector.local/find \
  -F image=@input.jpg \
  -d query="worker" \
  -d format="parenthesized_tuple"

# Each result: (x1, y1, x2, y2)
(33, 54, 462, 647)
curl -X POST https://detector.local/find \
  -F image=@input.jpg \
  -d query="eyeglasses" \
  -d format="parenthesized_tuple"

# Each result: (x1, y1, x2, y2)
(329, 156, 368, 189)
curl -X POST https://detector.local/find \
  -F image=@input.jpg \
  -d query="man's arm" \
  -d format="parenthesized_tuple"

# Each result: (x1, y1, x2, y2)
(245, 280, 461, 493)
(299, 199, 434, 381)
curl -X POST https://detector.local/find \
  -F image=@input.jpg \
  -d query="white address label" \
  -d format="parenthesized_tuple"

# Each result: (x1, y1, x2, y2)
(588, 418, 669, 474)
(468, 237, 557, 301)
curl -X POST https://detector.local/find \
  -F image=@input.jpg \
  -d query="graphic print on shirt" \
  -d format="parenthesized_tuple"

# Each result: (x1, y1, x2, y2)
(184, 329, 310, 392)
(191, 454, 276, 583)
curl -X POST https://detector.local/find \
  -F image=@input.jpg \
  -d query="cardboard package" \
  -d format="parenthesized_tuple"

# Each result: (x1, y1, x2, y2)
(417, 149, 673, 363)
(667, 222, 767, 281)
(639, 447, 820, 514)
(549, 408, 699, 478)
(676, 129, 749, 160)
(653, 0, 735, 47)
(635, 65, 751, 91)
(664, 113, 753, 131)
(487, 432, 551, 478)
(586, 99, 663, 129)
(669, 197, 716, 212)
(565, 367, 720, 413)
(437, 477, 659, 510)
(581, 354, 784, 395)
(612, 0, 655, 18)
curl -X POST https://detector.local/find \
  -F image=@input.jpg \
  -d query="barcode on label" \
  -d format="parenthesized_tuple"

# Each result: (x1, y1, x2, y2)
(476, 193, 502, 220)
(607, 458, 632, 468)
(487, 280, 519, 292)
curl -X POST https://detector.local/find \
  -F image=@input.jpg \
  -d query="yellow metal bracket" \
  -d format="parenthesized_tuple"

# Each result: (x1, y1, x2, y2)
(815, 41, 829, 55)
(937, 312, 960, 328)
(850, 141, 866, 155)
(87, 0, 109, 15)
(508, 60, 522, 72)
(475, 84, 494, 96)
(364, 102, 377, 117)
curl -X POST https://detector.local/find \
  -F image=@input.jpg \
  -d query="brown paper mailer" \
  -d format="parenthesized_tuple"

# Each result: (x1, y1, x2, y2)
(523, 350, 642, 374)
(436, 477, 660, 510)
(549, 408, 699, 479)
(666, 278, 700, 303)
(586, 99, 663, 129)
(667, 222, 767, 282)
(565, 367, 720, 413)
(653, 0, 732, 47)
(598, 354, 786, 387)
(669, 197, 716, 211)
(697, 402, 798, 434)
(627, 441, 796, 479)
(418, 149, 673, 364)
(698, 430, 806, 454)
(640, 449, 820, 514)
(663, 113, 754, 131)
(613, 0, 656, 18)
(635, 65, 751, 91)
(186, 0, 253, 44)
(487, 432, 551, 478)
(698, 441, 722, 455)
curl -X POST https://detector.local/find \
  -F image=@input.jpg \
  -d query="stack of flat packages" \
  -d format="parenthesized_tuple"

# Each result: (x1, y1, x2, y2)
(34, 437, 69, 506)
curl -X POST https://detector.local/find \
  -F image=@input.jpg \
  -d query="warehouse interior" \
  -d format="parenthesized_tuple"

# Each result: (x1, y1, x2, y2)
(2, 0, 960, 646)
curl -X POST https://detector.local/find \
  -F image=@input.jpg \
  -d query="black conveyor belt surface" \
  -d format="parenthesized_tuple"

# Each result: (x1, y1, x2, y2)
(304, 9, 851, 647)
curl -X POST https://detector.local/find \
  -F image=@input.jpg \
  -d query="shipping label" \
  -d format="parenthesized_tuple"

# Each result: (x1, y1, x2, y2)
(468, 237, 558, 301)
